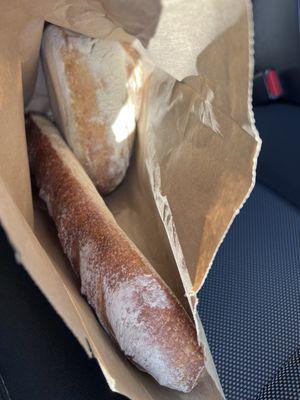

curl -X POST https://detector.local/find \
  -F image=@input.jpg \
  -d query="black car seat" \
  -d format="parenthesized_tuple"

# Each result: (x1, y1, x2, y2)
(199, 1, 300, 399)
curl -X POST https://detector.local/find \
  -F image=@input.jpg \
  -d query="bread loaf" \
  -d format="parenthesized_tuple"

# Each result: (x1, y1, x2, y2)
(26, 113, 204, 393)
(42, 24, 143, 194)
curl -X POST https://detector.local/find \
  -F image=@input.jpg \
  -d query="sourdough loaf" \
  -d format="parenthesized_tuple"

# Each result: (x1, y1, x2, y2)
(42, 25, 143, 194)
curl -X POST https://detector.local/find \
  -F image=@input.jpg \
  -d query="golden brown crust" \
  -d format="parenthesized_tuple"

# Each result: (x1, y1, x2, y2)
(42, 25, 142, 194)
(26, 113, 204, 393)
(62, 47, 115, 191)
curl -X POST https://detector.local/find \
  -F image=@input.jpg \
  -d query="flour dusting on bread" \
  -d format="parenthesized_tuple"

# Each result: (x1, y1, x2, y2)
(42, 25, 143, 194)
(27, 110, 204, 394)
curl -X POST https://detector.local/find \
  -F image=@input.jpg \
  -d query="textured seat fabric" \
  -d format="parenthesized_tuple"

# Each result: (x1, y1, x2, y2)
(255, 103, 300, 209)
(198, 182, 300, 400)
(256, 348, 300, 400)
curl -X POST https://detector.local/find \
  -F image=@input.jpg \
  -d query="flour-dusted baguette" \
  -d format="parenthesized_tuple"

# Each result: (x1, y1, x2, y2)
(26, 113, 204, 393)
(42, 24, 144, 194)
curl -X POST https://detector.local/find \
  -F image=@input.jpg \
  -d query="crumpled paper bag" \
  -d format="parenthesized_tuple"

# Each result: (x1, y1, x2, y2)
(0, 0, 260, 399)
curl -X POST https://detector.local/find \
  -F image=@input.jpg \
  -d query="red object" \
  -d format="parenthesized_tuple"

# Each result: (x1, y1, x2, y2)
(264, 69, 283, 99)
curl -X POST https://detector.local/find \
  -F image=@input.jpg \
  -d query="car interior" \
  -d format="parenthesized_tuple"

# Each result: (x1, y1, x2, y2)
(0, 1, 299, 399)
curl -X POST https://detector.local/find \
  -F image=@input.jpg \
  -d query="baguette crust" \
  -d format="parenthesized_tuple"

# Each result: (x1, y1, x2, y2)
(26, 113, 204, 393)
(42, 25, 143, 194)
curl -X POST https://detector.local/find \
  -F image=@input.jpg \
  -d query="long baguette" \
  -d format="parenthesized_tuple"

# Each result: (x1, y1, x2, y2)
(26, 113, 204, 393)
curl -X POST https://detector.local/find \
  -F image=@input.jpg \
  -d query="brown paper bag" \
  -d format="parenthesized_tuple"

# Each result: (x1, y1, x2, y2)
(0, 0, 261, 399)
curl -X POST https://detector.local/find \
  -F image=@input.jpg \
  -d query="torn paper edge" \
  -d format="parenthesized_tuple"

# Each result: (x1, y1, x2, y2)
(144, 3, 260, 398)
(191, 3, 261, 395)
(193, 0, 261, 296)
(145, 144, 194, 300)
(145, 119, 225, 398)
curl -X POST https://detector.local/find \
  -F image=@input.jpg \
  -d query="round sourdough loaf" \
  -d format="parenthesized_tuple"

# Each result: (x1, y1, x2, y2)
(42, 25, 143, 194)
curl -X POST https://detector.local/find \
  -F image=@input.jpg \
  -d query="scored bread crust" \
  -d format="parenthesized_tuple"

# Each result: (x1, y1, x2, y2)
(42, 24, 143, 194)
(26, 113, 204, 393)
